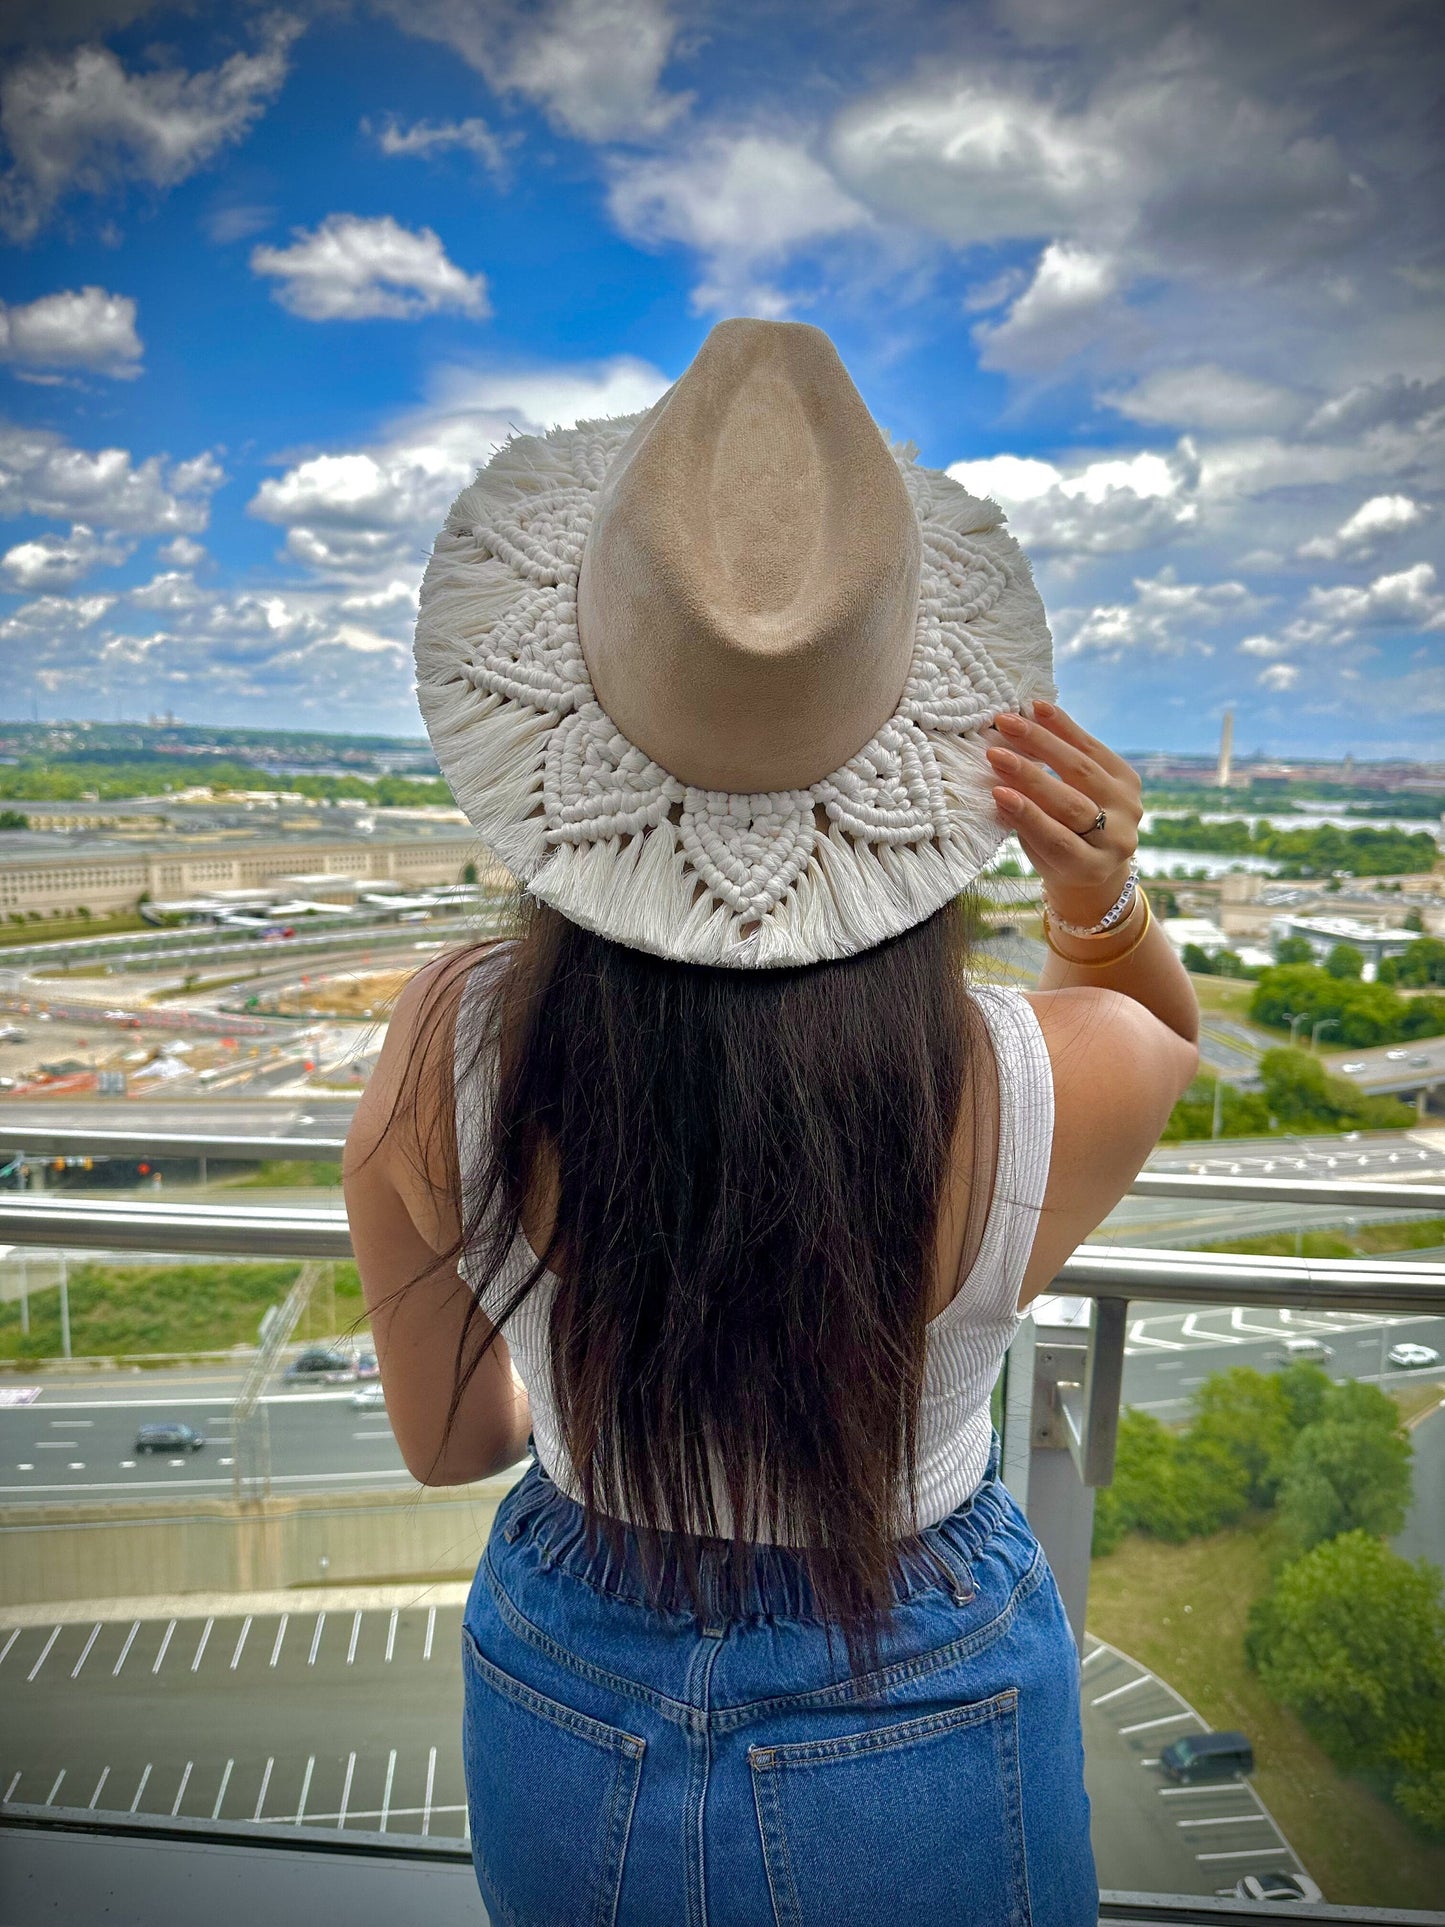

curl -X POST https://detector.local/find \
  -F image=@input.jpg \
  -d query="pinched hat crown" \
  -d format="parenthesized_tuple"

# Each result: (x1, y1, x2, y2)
(415, 318, 1054, 967)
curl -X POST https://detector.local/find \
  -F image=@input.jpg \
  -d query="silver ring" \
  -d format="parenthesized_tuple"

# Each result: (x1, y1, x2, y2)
(1084, 805, 1107, 838)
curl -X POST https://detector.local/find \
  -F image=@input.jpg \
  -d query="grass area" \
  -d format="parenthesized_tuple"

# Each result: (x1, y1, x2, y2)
(1187, 973, 1258, 1017)
(1202, 1216, 1445, 1261)
(1390, 1378, 1445, 1427)
(0, 912, 149, 948)
(1088, 1524, 1445, 1905)
(224, 1159, 344, 1188)
(149, 971, 266, 1000)
(0, 1260, 363, 1361)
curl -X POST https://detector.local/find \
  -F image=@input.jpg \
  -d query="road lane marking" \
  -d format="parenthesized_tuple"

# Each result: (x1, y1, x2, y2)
(1158, 1784, 1248, 1797)
(3, 1772, 20, 1803)
(211, 1759, 234, 1820)
(1091, 1673, 1149, 1706)
(151, 1619, 175, 1674)
(1179, 1813, 1269, 1828)
(190, 1618, 213, 1672)
(70, 1622, 101, 1678)
(170, 1762, 193, 1816)
(112, 1621, 139, 1676)
(269, 1614, 288, 1667)
(307, 1613, 326, 1666)
(346, 1609, 362, 1665)
(1127, 1322, 1187, 1352)
(337, 1751, 356, 1830)
(88, 1767, 110, 1809)
(380, 1749, 396, 1832)
(1119, 1711, 1195, 1735)
(295, 1756, 314, 1826)
(230, 1617, 252, 1670)
(424, 1607, 436, 1661)
(385, 1607, 397, 1662)
(0, 1469, 419, 1497)
(27, 1626, 60, 1681)
(422, 1746, 436, 1836)
(44, 1770, 65, 1806)
(34, 1441, 81, 1448)
(1197, 1846, 1296, 1862)
(1182, 1314, 1242, 1345)
(253, 1757, 274, 1823)
(0, 1628, 19, 1670)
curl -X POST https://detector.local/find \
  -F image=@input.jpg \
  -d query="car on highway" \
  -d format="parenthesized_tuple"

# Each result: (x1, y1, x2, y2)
(351, 1382, 387, 1411)
(1387, 1342, 1441, 1369)
(284, 1346, 356, 1383)
(1270, 1336, 1334, 1367)
(1341, 1061, 1365, 1073)
(1229, 1872, 1323, 1903)
(1386, 1048, 1409, 1061)
(354, 1350, 379, 1379)
(135, 1421, 206, 1454)
(1410, 1055, 1431, 1068)
(1160, 1730, 1254, 1784)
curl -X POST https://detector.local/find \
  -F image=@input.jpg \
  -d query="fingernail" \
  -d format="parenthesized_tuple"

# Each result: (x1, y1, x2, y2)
(1033, 699, 1055, 718)
(994, 787, 1021, 811)
(987, 746, 1017, 771)
(996, 712, 1026, 734)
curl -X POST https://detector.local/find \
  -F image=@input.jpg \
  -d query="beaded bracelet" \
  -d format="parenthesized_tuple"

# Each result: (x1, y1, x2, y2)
(1044, 855, 1140, 938)
(1043, 889, 1152, 968)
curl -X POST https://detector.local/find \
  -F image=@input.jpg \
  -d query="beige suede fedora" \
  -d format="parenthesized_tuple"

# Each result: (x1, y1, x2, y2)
(415, 318, 1055, 967)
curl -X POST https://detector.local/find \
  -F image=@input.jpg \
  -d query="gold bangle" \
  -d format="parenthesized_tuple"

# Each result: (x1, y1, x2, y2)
(1043, 889, 1152, 968)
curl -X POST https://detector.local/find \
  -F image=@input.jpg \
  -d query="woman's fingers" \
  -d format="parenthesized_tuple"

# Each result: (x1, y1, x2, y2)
(1028, 701, 1137, 787)
(992, 786, 1097, 878)
(993, 709, 1101, 791)
(986, 742, 1100, 835)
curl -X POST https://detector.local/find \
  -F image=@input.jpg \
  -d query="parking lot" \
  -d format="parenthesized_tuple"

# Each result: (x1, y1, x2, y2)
(0, 1592, 471, 1839)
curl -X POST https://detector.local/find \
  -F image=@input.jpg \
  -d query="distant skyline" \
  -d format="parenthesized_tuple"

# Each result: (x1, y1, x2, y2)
(0, 1, 1441, 757)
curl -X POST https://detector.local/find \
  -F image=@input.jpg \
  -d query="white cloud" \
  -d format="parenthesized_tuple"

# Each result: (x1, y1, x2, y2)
(158, 535, 206, 568)
(973, 241, 1122, 370)
(946, 444, 1199, 557)
(0, 286, 142, 378)
(369, 115, 510, 174)
(429, 354, 672, 429)
(1, 522, 132, 590)
(1055, 568, 1263, 660)
(1257, 661, 1300, 691)
(251, 213, 490, 322)
(1299, 562, 1445, 638)
(0, 18, 299, 241)
(374, 0, 688, 143)
(1237, 633, 1288, 657)
(1104, 364, 1304, 433)
(0, 421, 223, 534)
(1298, 493, 1426, 561)
(608, 134, 868, 314)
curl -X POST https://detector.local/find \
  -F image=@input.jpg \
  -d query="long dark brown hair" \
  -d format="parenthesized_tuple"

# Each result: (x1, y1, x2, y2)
(391, 887, 996, 1664)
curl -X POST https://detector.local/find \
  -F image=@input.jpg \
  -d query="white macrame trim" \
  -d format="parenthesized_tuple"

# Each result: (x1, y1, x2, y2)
(415, 414, 1056, 966)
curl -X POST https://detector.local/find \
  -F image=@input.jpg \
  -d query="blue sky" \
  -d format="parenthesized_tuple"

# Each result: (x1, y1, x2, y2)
(0, 0, 1441, 758)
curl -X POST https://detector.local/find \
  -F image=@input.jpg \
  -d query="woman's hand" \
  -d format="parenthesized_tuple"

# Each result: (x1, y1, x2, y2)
(986, 700, 1143, 928)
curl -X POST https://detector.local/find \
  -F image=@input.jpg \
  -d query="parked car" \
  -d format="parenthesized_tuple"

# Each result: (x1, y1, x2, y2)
(1160, 1731, 1254, 1784)
(354, 1351, 379, 1379)
(135, 1421, 205, 1454)
(1230, 1872, 1323, 1903)
(1387, 1342, 1441, 1369)
(351, 1382, 387, 1412)
(1270, 1336, 1334, 1367)
(284, 1346, 355, 1383)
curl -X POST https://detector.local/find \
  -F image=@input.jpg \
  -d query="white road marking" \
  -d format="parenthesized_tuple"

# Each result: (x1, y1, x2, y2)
(170, 1762, 193, 1816)
(67, 1462, 86, 1470)
(1182, 1314, 1242, 1345)
(0, 1468, 417, 1497)
(1091, 1673, 1149, 1706)
(253, 1757, 274, 1823)
(70, 1622, 101, 1678)
(230, 1616, 252, 1670)
(27, 1626, 61, 1681)
(1179, 1813, 1269, 1828)
(422, 1746, 436, 1836)
(34, 1441, 80, 1449)
(424, 1607, 436, 1661)
(269, 1614, 288, 1668)
(188, 1617, 214, 1672)
(112, 1621, 139, 1676)
(307, 1613, 326, 1666)
(385, 1607, 397, 1663)
(0, 1627, 20, 1670)
(44, 1770, 65, 1807)
(295, 1755, 314, 1826)
(128, 1764, 152, 1813)
(1119, 1711, 1195, 1735)
(88, 1767, 110, 1810)
(211, 1759, 234, 1820)
(1230, 1308, 1290, 1338)
(380, 1749, 396, 1833)
(346, 1609, 362, 1665)
(151, 1619, 176, 1674)
(337, 1751, 356, 1830)
(351, 1429, 393, 1439)
(1158, 1783, 1248, 1798)
(1197, 1845, 1296, 1862)
(1127, 1321, 1187, 1352)
(3, 1772, 20, 1803)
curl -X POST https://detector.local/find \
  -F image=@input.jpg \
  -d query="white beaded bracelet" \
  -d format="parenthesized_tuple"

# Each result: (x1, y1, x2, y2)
(1044, 857, 1140, 938)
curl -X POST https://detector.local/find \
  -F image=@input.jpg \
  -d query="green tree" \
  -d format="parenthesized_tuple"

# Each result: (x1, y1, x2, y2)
(1404, 909, 1425, 933)
(1188, 1367, 1296, 1507)
(1325, 942, 1364, 979)
(1246, 1532, 1445, 1830)
(1276, 1401, 1412, 1552)
(1273, 934, 1315, 966)
(1181, 942, 1215, 974)
(461, 860, 479, 885)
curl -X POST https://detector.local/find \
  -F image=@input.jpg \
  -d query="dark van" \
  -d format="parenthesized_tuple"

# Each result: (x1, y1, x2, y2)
(1160, 1731, 1254, 1784)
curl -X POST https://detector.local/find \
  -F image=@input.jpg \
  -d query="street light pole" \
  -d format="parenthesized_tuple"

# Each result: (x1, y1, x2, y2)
(1312, 1017, 1339, 1050)
(1283, 1010, 1307, 1047)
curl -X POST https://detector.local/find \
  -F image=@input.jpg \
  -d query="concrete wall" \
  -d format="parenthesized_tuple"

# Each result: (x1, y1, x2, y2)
(0, 1476, 520, 1609)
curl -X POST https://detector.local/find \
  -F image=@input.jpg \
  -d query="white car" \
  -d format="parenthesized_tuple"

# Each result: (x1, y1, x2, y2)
(1341, 1061, 1365, 1073)
(1386, 1048, 1409, 1061)
(351, 1382, 387, 1411)
(1387, 1342, 1441, 1370)
(1230, 1872, 1323, 1903)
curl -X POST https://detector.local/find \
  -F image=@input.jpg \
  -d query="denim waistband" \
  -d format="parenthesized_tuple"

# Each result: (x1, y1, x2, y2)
(490, 1433, 1016, 1626)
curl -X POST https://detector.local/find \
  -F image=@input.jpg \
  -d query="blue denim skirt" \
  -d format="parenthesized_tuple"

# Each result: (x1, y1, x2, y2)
(461, 1435, 1097, 1926)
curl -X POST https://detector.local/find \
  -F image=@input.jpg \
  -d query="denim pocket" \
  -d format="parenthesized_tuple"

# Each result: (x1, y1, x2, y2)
(749, 1688, 1030, 1927)
(462, 1625, 644, 1927)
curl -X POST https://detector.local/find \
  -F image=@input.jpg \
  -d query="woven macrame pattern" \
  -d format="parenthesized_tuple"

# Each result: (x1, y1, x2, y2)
(416, 413, 1055, 965)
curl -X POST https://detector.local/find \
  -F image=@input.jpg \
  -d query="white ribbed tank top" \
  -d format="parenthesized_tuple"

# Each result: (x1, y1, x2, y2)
(455, 963, 1055, 1540)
